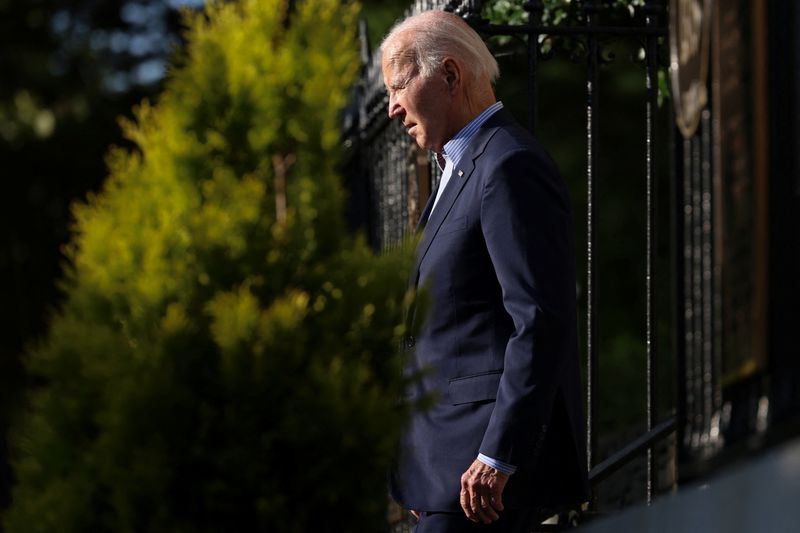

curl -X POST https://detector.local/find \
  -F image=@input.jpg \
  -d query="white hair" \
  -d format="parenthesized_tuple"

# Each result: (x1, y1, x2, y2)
(381, 10, 499, 85)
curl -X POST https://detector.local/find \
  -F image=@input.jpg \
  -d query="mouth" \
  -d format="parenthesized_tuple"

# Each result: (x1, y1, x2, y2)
(404, 122, 417, 134)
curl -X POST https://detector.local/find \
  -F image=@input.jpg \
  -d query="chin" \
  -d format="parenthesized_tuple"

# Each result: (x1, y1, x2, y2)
(417, 138, 437, 152)
(410, 133, 430, 151)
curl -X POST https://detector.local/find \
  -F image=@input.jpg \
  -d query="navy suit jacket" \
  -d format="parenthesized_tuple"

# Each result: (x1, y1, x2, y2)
(390, 109, 589, 512)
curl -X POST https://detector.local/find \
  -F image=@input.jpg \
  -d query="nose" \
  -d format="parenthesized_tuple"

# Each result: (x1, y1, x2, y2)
(387, 93, 403, 120)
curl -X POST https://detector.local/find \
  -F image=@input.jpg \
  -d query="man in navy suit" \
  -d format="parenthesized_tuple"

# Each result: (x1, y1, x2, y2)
(382, 10, 589, 532)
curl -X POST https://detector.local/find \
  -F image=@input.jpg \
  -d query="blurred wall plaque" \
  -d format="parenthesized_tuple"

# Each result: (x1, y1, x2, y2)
(670, 0, 712, 138)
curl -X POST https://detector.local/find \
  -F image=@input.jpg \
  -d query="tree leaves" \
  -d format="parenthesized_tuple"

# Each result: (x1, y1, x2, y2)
(5, 1, 414, 531)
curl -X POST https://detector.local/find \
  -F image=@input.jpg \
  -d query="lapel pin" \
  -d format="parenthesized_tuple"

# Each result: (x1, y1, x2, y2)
(458, 169, 464, 177)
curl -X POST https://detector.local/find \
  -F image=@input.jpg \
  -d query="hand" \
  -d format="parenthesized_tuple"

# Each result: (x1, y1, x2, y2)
(459, 458, 509, 523)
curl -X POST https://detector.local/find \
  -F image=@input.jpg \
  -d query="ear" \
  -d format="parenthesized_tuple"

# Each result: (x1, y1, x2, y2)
(442, 58, 461, 95)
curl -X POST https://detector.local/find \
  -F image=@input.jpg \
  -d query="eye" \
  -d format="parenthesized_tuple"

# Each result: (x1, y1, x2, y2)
(387, 84, 405, 101)
(387, 68, 416, 96)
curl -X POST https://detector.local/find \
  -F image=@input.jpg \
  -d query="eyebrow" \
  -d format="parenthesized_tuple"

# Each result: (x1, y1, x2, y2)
(387, 60, 418, 90)
(388, 73, 412, 90)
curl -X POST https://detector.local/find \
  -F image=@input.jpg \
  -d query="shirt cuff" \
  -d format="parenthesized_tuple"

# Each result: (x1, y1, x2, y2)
(477, 453, 517, 476)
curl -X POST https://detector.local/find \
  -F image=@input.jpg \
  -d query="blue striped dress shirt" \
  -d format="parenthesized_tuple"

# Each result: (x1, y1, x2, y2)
(430, 101, 505, 214)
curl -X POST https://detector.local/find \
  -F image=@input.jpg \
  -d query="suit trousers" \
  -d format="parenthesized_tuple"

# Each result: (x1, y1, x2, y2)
(413, 508, 546, 533)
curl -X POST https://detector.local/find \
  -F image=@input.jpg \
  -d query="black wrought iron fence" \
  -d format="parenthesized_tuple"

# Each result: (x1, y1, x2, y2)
(344, 0, 676, 527)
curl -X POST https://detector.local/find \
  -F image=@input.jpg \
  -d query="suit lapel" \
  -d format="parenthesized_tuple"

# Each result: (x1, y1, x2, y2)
(416, 182, 438, 232)
(413, 160, 475, 271)
(410, 109, 514, 285)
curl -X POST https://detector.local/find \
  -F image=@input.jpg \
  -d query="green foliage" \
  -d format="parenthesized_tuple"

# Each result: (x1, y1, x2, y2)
(483, 0, 646, 26)
(482, 0, 655, 59)
(360, 0, 410, 47)
(483, 0, 528, 26)
(4, 1, 414, 531)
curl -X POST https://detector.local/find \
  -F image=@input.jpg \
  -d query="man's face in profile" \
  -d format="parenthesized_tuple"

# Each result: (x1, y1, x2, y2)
(382, 37, 451, 153)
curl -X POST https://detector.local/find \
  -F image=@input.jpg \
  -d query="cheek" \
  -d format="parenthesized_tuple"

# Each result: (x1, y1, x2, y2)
(418, 105, 439, 132)
(418, 93, 442, 120)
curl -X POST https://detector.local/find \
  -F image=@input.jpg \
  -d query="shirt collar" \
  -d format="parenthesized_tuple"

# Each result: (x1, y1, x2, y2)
(441, 101, 504, 167)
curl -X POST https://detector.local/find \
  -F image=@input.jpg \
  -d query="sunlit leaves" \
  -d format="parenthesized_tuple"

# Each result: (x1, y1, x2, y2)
(5, 1, 414, 532)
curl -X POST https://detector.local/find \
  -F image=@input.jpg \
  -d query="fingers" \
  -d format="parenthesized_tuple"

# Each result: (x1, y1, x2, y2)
(488, 490, 504, 513)
(459, 487, 500, 523)
(460, 460, 508, 524)
(459, 486, 482, 523)
(480, 493, 501, 522)
(459, 486, 474, 521)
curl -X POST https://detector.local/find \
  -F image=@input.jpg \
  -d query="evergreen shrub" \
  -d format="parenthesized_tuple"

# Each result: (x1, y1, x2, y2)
(4, 1, 413, 531)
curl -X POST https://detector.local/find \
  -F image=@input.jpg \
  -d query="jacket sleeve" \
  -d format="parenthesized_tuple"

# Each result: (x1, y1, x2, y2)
(477, 146, 578, 469)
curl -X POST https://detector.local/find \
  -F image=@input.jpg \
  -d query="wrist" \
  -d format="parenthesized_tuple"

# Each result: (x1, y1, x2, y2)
(477, 453, 516, 476)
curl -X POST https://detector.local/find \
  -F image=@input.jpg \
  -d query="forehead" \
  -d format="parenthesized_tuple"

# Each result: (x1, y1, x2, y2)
(381, 33, 416, 75)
